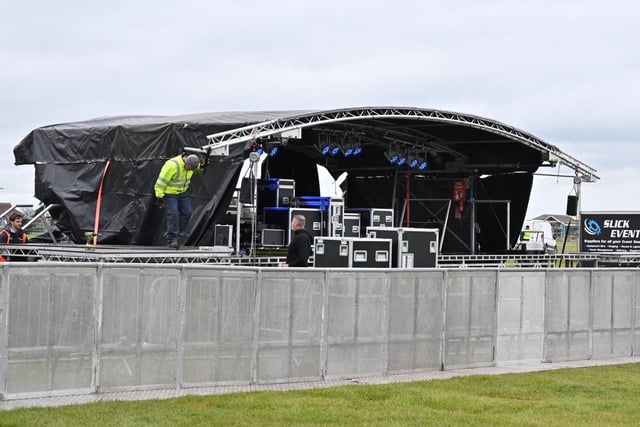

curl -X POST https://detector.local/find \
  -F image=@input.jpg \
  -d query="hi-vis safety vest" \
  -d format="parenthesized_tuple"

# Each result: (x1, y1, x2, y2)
(154, 155, 200, 198)
(0, 229, 27, 244)
(0, 229, 27, 262)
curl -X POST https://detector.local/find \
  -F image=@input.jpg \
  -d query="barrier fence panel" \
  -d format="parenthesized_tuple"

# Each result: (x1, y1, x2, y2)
(99, 267, 180, 391)
(496, 271, 545, 362)
(635, 271, 640, 356)
(387, 271, 443, 372)
(181, 268, 256, 386)
(324, 271, 389, 378)
(2, 264, 640, 400)
(257, 270, 324, 383)
(443, 271, 497, 369)
(544, 271, 592, 362)
(3, 265, 96, 397)
(590, 270, 634, 359)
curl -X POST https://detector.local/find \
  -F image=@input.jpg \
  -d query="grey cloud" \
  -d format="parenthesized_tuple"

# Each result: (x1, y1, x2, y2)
(1, 0, 638, 218)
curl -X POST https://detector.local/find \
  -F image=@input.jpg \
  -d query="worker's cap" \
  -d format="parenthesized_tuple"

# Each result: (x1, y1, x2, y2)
(184, 154, 200, 169)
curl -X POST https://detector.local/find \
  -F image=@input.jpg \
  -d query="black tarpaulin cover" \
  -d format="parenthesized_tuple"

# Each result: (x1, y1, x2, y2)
(14, 111, 305, 245)
(15, 107, 574, 251)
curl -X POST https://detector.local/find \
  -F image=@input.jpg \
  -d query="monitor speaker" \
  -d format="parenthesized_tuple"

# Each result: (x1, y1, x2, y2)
(566, 195, 578, 216)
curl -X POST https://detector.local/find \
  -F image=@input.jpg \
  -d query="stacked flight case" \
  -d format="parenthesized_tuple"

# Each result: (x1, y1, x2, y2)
(289, 207, 323, 243)
(257, 178, 295, 215)
(313, 236, 392, 268)
(342, 213, 361, 237)
(292, 196, 344, 237)
(345, 208, 394, 236)
(263, 206, 323, 246)
(366, 227, 439, 268)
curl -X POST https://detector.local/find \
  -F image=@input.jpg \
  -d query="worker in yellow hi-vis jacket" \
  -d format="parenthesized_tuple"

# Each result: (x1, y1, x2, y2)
(154, 153, 204, 248)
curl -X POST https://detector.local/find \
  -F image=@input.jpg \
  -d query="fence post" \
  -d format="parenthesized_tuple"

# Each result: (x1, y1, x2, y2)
(250, 268, 262, 384)
(633, 271, 638, 356)
(175, 265, 187, 389)
(320, 270, 330, 380)
(92, 263, 104, 393)
(439, 269, 448, 371)
(382, 271, 391, 375)
(0, 265, 9, 399)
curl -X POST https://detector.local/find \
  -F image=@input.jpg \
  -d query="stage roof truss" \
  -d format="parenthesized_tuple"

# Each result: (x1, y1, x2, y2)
(203, 107, 599, 182)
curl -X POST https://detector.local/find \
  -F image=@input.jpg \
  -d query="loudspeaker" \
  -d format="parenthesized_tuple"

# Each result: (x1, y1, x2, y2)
(239, 178, 253, 204)
(566, 195, 578, 216)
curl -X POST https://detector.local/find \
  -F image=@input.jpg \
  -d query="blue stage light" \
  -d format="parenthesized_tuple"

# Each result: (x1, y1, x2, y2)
(419, 160, 428, 170)
(269, 146, 279, 157)
(256, 147, 264, 155)
(344, 147, 354, 157)
(321, 145, 331, 155)
(397, 156, 407, 166)
(330, 146, 341, 156)
(353, 147, 363, 155)
(389, 154, 399, 164)
(410, 159, 419, 168)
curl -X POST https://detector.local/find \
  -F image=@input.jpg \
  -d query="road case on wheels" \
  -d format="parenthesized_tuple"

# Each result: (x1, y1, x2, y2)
(366, 227, 439, 268)
(343, 212, 361, 237)
(313, 236, 392, 268)
(345, 208, 394, 236)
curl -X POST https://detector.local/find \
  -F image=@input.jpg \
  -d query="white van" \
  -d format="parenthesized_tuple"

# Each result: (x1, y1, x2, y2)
(515, 220, 557, 253)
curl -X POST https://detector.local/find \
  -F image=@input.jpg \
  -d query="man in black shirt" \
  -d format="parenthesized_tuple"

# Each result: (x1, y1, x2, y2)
(283, 214, 312, 267)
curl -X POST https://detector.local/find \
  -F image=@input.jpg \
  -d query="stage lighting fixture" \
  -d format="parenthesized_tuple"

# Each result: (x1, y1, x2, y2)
(256, 147, 264, 155)
(330, 146, 341, 156)
(318, 133, 332, 156)
(410, 158, 419, 168)
(269, 146, 279, 157)
(419, 160, 428, 170)
(389, 153, 399, 164)
(353, 146, 363, 155)
(397, 155, 407, 166)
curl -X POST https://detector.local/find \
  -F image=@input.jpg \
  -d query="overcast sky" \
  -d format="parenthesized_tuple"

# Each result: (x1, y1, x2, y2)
(1, 0, 638, 219)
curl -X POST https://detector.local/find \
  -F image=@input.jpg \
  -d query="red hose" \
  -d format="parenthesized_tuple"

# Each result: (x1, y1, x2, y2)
(93, 160, 111, 246)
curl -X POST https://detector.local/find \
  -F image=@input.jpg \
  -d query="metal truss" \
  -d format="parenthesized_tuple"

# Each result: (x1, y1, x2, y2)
(2, 244, 631, 268)
(437, 253, 599, 268)
(203, 107, 599, 182)
(1, 244, 234, 264)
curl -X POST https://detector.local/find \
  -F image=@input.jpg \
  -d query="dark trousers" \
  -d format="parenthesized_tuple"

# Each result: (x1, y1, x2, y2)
(164, 193, 192, 243)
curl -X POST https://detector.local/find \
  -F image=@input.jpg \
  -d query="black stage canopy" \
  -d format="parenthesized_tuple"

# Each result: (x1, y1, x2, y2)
(14, 107, 598, 253)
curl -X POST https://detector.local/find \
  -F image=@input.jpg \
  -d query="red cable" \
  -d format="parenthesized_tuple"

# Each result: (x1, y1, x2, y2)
(93, 160, 111, 246)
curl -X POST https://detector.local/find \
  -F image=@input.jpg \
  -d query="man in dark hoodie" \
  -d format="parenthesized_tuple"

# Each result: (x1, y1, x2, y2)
(283, 214, 312, 267)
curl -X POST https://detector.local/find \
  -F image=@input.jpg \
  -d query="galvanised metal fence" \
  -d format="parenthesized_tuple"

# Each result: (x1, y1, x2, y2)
(1, 263, 637, 400)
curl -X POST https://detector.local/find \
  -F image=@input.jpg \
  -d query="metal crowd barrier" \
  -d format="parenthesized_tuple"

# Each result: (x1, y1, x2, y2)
(0, 263, 638, 400)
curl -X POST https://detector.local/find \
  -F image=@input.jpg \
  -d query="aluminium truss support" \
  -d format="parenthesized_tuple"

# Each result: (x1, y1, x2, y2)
(202, 107, 599, 182)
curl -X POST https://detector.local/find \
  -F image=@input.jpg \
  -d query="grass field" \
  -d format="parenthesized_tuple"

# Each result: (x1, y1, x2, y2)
(1, 363, 639, 426)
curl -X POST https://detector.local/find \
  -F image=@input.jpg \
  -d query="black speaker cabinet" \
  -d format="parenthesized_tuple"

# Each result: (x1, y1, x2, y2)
(566, 195, 578, 216)
(239, 178, 254, 204)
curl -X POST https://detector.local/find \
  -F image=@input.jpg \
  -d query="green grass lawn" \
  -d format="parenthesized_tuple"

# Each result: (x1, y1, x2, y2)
(1, 363, 640, 426)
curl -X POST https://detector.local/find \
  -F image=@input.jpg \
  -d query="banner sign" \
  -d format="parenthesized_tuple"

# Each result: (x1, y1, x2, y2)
(580, 211, 640, 252)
